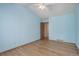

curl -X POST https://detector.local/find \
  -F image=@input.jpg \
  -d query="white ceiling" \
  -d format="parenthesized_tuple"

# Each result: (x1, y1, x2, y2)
(19, 3, 76, 21)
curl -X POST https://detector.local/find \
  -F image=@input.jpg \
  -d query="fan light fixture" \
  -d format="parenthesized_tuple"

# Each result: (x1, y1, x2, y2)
(38, 4, 46, 10)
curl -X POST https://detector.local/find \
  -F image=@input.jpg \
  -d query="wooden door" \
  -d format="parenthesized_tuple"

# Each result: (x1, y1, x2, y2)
(40, 22, 48, 40)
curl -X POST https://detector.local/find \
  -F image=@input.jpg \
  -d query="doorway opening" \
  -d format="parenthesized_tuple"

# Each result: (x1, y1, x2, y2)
(40, 22, 49, 40)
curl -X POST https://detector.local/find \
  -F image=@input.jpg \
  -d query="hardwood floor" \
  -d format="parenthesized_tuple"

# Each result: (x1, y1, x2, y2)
(0, 39, 79, 56)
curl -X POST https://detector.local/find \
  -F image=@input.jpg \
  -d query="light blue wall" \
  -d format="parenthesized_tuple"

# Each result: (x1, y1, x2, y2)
(49, 12, 76, 43)
(0, 4, 40, 52)
(76, 4, 79, 48)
